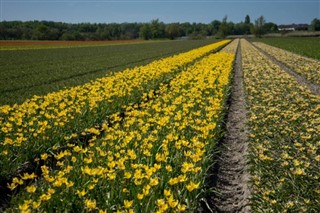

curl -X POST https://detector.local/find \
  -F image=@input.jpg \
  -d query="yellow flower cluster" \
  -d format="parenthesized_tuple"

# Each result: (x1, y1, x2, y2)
(7, 46, 236, 212)
(221, 39, 239, 53)
(0, 40, 230, 177)
(242, 39, 320, 212)
(254, 42, 320, 86)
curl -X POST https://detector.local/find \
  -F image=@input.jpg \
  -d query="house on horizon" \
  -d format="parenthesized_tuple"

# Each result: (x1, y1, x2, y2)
(278, 24, 309, 31)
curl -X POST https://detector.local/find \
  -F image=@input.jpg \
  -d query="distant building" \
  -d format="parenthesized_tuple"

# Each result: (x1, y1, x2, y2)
(278, 24, 309, 31)
(278, 27, 295, 31)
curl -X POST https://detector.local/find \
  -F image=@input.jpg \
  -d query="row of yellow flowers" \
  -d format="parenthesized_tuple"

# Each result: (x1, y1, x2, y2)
(253, 42, 320, 86)
(6, 41, 237, 212)
(241, 39, 320, 212)
(0, 40, 230, 177)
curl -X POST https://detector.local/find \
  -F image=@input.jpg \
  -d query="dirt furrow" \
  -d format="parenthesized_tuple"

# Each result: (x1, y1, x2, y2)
(251, 43, 320, 96)
(210, 41, 251, 213)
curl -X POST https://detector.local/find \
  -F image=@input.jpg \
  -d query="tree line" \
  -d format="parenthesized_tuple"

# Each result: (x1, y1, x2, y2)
(1, 16, 319, 40)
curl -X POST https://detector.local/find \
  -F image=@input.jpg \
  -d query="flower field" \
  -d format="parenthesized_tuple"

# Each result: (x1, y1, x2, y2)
(1, 40, 238, 212)
(0, 40, 230, 179)
(253, 42, 320, 86)
(242, 39, 320, 212)
(1, 37, 319, 212)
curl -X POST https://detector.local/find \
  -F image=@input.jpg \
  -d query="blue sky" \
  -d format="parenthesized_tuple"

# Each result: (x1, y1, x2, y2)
(1, 0, 319, 25)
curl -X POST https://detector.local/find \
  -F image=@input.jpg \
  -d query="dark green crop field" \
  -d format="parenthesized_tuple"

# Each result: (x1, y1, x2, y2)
(0, 39, 218, 105)
(253, 37, 320, 59)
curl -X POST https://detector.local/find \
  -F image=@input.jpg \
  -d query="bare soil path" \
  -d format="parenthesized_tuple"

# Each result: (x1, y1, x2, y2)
(203, 39, 319, 213)
(206, 41, 251, 213)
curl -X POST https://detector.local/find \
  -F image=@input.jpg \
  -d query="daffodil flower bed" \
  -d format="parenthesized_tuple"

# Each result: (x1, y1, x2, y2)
(6, 44, 236, 212)
(242, 39, 320, 212)
(253, 42, 320, 86)
(0, 40, 230, 177)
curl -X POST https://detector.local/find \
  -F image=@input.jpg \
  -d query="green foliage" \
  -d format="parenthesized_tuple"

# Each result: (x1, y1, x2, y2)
(139, 24, 152, 40)
(0, 20, 230, 40)
(150, 19, 165, 39)
(0, 21, 142, 41)
(263, 22, 278, 33)
(2, 17, 313, 40)
(165, 23, 181, 40)
(310, 18, 320, 31)
(139, 20, 166, 40)
(218, 16, 230, 38)
(251, 16, 266, 37)
(245, 15, 251, 24)
(209, 20, 221, 35)
(233, 22, 252, 35)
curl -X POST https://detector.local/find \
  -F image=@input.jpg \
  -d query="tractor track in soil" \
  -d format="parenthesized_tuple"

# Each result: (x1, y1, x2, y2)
(200, 41, 251, 213)
(200, 39, 320, 213)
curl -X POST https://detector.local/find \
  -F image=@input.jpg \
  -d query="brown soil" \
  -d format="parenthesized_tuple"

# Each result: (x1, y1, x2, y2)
(0, 40, 143, 46)
(252, 43, 320, 96)
(200, 41, 251, 213)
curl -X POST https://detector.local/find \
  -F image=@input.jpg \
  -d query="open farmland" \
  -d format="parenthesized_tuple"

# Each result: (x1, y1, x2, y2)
(0, 39, 218, 105)
(0, 40, 146, 51)
(252, 37, 320, 59)
(0, 40, 233, 212)
(241, 39, 319, 212)
(0, 38, 319, 212)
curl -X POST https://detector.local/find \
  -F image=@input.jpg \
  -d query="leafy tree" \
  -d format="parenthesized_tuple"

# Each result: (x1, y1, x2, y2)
(251, 16, 266, 37)
(61, 32, 76, 40)
(79, 23, 97, 33)
(165, 23, 180, 40)
(233, 22, 246, 35)
(179, 22, 192, 36)
(139, 24, 152, 40)
(245, 15, 251, 24)
(209, 20, 221, 36)
(119, 23, 141, 39)
(150, 19, 165, 39)
(242, 15, 252, 34)
(97, 26, 110, 40)
(263, 22, 278, 33)
(310, 18, 320, 31)
(0, 16, 311, 41)
(109, 23, 122, 39)
(218, 16, 230, 38)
